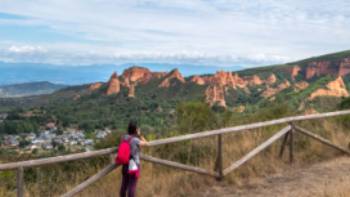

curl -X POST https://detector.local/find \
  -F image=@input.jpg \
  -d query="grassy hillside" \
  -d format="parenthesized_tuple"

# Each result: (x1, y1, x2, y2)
(239, 50, 350, 77)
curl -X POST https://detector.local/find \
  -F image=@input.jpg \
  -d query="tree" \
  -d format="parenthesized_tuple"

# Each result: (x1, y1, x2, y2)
(175, 102, 218, 134)
(339, 97, 350, 109)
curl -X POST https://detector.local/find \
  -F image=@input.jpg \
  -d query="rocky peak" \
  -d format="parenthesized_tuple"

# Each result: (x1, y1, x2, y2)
(122, 66, 152, 85)
(159, 69, 185, 88)
(247, 75, 263, 86)
(213, 71, 232, 86)
(211, 71, 246, 89)
(309, 76, 349, 100)
(190, 75, 206, 85)
(106, 72, 120, 95)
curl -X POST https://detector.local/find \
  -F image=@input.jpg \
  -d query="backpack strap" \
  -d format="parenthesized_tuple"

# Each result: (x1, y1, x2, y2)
(126, 136, 133, 143)
(121, 135, 133, 143)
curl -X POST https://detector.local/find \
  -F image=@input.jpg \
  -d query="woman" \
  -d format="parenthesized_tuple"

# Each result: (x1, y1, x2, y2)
(120, 120, 148, 197)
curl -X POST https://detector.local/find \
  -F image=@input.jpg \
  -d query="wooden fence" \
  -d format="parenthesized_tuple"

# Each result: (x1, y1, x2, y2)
(1, 110, 350, 197)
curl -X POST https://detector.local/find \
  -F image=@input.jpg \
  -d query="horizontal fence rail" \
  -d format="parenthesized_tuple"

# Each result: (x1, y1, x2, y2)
(0, 109, 350, 197)
(147, 110, 350, 146)
(0, 148, 117, 171)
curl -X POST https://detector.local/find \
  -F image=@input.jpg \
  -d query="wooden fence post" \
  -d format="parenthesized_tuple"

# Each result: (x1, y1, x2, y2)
(289, 123, 295, 163)
(110, 153, 115, 164)
(16, 167, 24, 197)
(279, 132, 289, 158)
(215, 134, 223, 180)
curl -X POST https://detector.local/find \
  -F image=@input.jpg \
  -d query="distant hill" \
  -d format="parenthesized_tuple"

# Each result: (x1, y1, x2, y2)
(0, 81, 67, 98)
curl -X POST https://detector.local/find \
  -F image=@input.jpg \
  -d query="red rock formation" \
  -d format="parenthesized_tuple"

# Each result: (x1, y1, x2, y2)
(208, 71, 246, 89)
(261, 80, 291, 98)
(294, 81, 309, 91)
(159, 69, 185, 88)
(231, 73, 246, 88)
(88, 82, 102, 91)
(309, 77, 349, 100)
(246, 75, 263, 86)
(339, 58, 350, 76)
(201, 71, 246, 107)
(106, 72, 120, 95)
(266, 74, 277, 85)
(305, 61, 334, 79)
(205, 85, 226, 107)
(190, 75, 206, 85)
(120, 67, 155, 97)
(291, 66, 301, 80)
(122, 67, 153, 86)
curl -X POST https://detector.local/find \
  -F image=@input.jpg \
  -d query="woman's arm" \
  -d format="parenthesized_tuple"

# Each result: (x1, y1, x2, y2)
(137, 129, 149, 146)
(139, 135, 149, 146)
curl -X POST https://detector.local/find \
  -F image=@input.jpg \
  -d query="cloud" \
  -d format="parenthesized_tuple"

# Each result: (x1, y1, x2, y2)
(0, 44, 290, 66)
(8, 45, 46, 54)
(0, 0, 349, 66)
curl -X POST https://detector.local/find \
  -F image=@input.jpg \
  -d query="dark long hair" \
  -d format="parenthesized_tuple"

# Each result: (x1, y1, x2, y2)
(127, 120, 138, 135)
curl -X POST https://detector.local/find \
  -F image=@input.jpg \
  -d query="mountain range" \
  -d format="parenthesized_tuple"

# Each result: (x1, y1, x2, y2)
(1, 50, 350, 132)
(0, 81, 67, 98)
(81, 50, 350, 112)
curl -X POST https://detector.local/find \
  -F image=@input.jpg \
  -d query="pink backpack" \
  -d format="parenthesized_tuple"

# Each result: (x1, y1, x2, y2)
(115, 136, 133, 165)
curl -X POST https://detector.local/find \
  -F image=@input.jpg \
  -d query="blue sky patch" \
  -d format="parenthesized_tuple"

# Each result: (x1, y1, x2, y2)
(0, 12, 27, 20)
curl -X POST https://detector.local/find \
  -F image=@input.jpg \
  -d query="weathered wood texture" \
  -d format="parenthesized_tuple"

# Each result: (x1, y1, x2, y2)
(279, 132, 289, 158)
(295, 125, 350, 155)
(0, 148, 116, 171)
(223, 126, 291, 176)
(215, 134, 224, 180)
(147, 110, 350, 146)
(16, 167, 24, 197)
(61, 163, 118, 197)
(289, 125, 294, 163)
(141, 154, 218, 177)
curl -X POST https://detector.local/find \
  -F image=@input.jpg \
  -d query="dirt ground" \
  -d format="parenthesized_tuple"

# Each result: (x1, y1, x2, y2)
(201, 157, 350, 197)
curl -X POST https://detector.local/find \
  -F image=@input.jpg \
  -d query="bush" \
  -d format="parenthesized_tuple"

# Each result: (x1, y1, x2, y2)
(339, 97, 350, 109)
(176, 101, 218, 133)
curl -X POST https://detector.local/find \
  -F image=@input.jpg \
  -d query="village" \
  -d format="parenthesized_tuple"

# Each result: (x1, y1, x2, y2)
(0, 120, 112, 153)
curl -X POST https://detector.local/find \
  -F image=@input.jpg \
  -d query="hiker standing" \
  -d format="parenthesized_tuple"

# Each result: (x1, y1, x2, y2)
(117, 121, 149, 197)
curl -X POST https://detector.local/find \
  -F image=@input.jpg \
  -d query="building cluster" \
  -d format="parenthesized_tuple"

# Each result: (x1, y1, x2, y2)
(0, 126, 112, 153)
(0, 113, 8, 123)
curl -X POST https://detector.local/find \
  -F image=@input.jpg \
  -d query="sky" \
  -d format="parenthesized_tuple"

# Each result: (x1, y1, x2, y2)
(0, 0, 350, 67)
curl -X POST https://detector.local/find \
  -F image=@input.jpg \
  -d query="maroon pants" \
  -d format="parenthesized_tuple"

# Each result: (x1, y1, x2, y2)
(120, 164, 138, 197)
